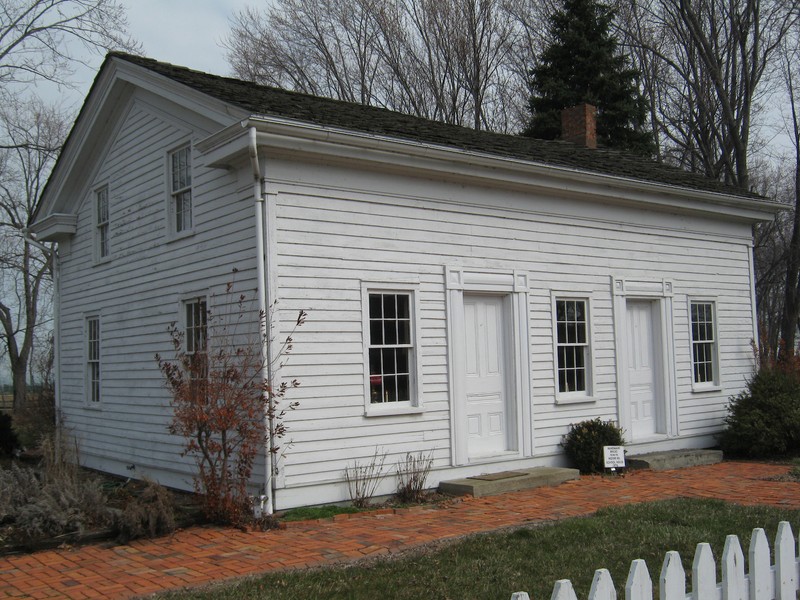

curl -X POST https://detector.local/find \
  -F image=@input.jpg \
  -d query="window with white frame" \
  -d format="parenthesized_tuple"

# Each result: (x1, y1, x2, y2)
(96, 186, 109, 258)
(367, 291, 415, 405)
(690, 300, 718, 386)
(554, 298, 590, 395)
(170, 145, 192, 233)
(184, 298, 208, 385)
(86, 316, 100, 404)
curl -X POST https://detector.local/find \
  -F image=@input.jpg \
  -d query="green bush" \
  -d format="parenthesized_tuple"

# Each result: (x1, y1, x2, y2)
(719, 368, 800, 458)
(561, 418, 625, 474)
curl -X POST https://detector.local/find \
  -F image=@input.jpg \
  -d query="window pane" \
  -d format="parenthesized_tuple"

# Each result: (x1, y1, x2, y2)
(366, 291, 414, 404)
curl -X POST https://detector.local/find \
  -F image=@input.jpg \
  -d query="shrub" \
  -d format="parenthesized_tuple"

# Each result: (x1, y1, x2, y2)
(114, 479, 176, 543)
(0, 413, 19, 456)
(13, 385, 56, 449)
(156, 277, 305, 526)
(344, 448, 388, 508)
(395, 451, 433, 504)
(561, 418, 625, 474)
(718, 367, 800, 457)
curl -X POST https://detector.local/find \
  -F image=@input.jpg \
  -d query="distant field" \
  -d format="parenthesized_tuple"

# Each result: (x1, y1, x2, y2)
(0, 393, 12, 411)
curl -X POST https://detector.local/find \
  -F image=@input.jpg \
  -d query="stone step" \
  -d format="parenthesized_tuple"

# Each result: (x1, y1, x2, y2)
(438, 466, 580, 498)
(626, 449, 723, 471)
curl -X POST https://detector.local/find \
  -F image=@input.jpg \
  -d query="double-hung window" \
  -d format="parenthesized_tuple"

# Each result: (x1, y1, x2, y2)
(690, 300, 719, 387)
(86, 316, 101, 404)
(363, 285, 421, 413)
(185, 298, 208, 384)
(554, 297, 592, 399)
(170, 145, 192, 234)
(96, 186, 109, 259)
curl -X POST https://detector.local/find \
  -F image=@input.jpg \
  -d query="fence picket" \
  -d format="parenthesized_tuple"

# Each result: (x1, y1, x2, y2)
(625, 559, 652, 600)
(660, 551, 685, 600)
(511, 524, 800, 600)
(749, 528, 770, 600)
(588, 568, 615, 600)
(774, 522, 797, 600)
(551, 579, 579, 600)
(723, 534, 746, 600)
(693, 543, 717, 600)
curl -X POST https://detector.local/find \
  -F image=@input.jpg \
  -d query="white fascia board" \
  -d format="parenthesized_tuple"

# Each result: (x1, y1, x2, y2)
(198, 115, 784, 223)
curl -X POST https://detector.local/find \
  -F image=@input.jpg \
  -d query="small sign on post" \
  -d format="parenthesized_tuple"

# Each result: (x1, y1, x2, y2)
(603, 446, 626, 472)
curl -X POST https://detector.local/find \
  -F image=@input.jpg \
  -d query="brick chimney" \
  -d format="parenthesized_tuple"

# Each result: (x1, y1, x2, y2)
(561, 103, 597, 149)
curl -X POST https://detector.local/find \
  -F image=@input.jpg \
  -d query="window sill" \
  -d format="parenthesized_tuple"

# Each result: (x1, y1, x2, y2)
(691, 383, 722, 394)
(555, 393, 596, 405)
(84, 402, 102, 411)
(166, 229, 195, 243)
(364, 403, 423, 417)
(93, 256, 112, 267)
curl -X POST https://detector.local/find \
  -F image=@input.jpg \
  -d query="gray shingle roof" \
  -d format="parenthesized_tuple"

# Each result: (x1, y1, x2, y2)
(113, 53, 759, 199)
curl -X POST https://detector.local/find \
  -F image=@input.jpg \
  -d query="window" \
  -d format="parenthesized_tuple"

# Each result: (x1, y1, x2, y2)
(96, 186, 109, 258)
(170, 145, 192, 233)
(86, 316, 100, 404)
(367, 291, 415, 405)
(690, 301, 718, 386)
(185, 298, 207, 355)
(184, 298, 208, 386)
(554, 298, 590, 396)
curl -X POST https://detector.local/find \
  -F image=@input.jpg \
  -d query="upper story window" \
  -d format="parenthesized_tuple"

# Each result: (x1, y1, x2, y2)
(690, 300, 719, 387)
(95, 186, 109, 259)
(170, 145, 192, 234)
(86, 316, 101, 404)
(554, 297, 592, 399)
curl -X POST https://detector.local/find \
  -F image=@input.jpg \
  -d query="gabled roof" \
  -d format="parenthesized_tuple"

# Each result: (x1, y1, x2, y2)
(112, 52, 760, 200)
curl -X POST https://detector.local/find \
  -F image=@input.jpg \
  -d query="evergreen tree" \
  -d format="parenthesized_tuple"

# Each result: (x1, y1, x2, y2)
(525, 0, 653, 155)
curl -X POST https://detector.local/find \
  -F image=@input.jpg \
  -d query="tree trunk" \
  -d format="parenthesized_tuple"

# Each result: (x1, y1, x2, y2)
(12, 359, 27, 411)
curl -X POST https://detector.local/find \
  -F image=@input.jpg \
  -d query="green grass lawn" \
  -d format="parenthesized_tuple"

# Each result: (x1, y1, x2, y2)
(161, 498, 800, 600)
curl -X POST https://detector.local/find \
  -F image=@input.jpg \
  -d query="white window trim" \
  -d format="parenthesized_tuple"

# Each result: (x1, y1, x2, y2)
(93, 184, 110, 263)
(85, 314, 101, 408)
(361, 281, 423, 417)
(688, 297, 721, 392)
(551, 292, 596, 404)
(166, 142, 194, 240)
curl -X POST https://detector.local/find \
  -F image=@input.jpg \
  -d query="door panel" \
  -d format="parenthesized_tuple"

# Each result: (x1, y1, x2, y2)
(626, 300, 662, 439)
(464, 295, 509, 457)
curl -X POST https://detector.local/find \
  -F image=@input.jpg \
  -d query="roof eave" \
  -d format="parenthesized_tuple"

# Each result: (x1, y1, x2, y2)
(198, 115, 783, 223)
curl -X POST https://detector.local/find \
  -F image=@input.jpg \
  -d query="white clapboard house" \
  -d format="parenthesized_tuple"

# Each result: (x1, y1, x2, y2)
(31, 54, 780, 510)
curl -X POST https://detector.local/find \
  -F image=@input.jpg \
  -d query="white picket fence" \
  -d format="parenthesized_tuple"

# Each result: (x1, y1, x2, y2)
(510, 521, 800, 600)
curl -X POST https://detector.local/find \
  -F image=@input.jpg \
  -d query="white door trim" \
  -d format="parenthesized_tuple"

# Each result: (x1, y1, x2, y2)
(446, 267, 532, 466)
(612, 277, 678, 440)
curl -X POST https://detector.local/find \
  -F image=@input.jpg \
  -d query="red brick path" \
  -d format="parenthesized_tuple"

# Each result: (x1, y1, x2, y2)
(1, 462, 798, 599)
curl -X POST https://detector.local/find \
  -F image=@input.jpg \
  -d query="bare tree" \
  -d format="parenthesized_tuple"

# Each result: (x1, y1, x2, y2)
(777, 30, 800, 356)
(0, 1, 138, 410)
(0, 100, 66, 410)
(0, 0, 139, 91)
(226, 0, 535, 133)
(619, 0, 799, 191)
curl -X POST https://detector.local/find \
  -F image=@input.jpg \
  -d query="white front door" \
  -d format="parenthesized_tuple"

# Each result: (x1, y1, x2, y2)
(464, 295, 509, 458)
(626, 300, 663, 439)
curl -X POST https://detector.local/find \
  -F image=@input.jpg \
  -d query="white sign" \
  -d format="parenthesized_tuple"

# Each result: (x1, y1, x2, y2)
(604, 446, 626, 469)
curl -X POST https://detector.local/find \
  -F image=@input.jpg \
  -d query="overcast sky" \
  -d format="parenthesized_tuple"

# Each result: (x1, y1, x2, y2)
(39, 0, 256, 111)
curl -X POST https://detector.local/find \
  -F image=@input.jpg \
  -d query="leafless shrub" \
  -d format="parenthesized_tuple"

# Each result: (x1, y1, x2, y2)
(395, 450, 433, 504)
(113, 479, 176, 543)
(344, 448, 388, 508)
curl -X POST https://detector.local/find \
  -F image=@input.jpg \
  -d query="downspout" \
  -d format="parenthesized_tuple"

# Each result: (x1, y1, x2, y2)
(248, 126, 275, 515)
(21, 230, 60, 446)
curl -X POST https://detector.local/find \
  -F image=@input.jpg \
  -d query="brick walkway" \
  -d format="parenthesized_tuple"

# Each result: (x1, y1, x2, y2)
(1, 461, 799, 599)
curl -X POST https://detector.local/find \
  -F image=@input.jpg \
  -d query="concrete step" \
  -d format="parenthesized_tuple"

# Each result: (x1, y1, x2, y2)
(438, 466, 580, 498)
(626, 449, 723, 471)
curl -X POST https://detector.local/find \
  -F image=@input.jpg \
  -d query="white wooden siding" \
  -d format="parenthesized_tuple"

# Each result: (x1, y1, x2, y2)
(56, 94, 261, 490)
(267, 157, 755, 506)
